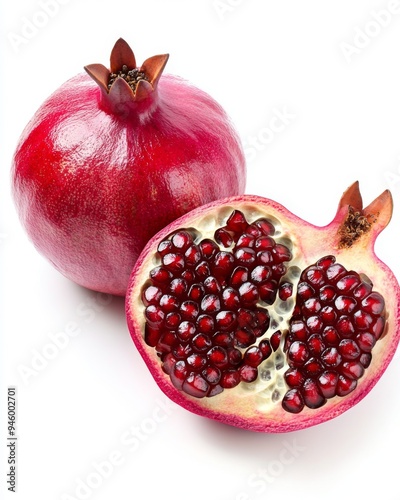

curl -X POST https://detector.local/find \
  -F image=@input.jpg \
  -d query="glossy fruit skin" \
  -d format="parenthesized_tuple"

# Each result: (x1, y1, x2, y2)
(12, 72, 246, 296)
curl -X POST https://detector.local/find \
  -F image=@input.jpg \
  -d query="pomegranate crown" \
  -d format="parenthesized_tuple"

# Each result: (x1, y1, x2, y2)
(84, 38, 169, 102)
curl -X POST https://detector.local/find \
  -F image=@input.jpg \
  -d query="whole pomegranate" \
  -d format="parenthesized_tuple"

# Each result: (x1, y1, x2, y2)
(11, 38, 246, 296)
(126, 182, 400, 432)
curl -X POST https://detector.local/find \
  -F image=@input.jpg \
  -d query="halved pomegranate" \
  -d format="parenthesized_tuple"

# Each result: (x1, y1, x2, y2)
(126, 182, 400, 432)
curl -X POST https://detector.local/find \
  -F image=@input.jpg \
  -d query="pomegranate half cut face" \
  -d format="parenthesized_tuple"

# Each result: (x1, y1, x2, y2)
(126, 182, 400, 432)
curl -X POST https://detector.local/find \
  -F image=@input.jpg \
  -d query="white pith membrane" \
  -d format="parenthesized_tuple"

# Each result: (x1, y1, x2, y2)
(128, 197, 398, 431)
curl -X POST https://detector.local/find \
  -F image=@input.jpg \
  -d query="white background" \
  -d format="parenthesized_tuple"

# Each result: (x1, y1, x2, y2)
(2, 1, 400, 499)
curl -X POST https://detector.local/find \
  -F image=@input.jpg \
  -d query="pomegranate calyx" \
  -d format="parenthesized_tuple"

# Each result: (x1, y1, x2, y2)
(84, 38, 169, 103)
(336, 182, 393, 249)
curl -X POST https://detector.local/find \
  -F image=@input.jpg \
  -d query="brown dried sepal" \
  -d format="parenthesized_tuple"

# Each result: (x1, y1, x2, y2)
(84, 38, 169, 102)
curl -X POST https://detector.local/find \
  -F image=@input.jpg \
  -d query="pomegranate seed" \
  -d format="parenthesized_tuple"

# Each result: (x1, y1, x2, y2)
(272, 244, 292, 263)
(246, 224, 262, 237)
(356, 332, 376, 352)
(325, 263, 347, 282)
(161, 353, 176, 375)
(203, 276, 222, 294)
(338, 339, 360, 360)
(170, 360, 188, 390)
(235, 328, 256, 348)
(297, 281, 315, 300)
(257, 250, 274, 264)
(171, 230, 193, 251)
(188, 283, 205, 301)
(160, 294, 180, 312)
(228, 347, 242, 366)
(322, 326, 340, 345)
(302, 297, 322, 316)
(304, 267, 325, 287)
(320, 305, 337, 324)
(270, 330, 282, 351)
(220, 369, 241, 389)
(216, 310, 237, 331)
(336, 272, 361, 292)
(182, 373, 209, 398)
(303, 358, 323, 377)
(336, 316, 355, 338)
(353, 310, 373, 330)
(341, 361, 364, 380)
(319, 285, 336, 302)
(221, 287, 240, 309)
(321, 347, 342, 368)
(213, 331, 233, 347)
(235, 234, 255, 249)
(371, 316, 385, 339)
(177, 321, 196, 342)
(184, 244, 201, 267)
(335, 295, 357, 314)
(336, 375, 357, 397)
(230, 266, 249, 287)
(255, 235, 275, 250)
(181, 269, 195, 283)
(317, 370, 338, 398)
(279, 282, 293, 301)
(258, 281, 278, 304)
(180, 300, 199, 321)
(145, 305, 165, 327)
(142, 285, 162, 306)
(353, 281, 373, 300)
(316, 255, 336, 270)
(169, 278, 188, 297)
(235, 247, 256, 266)
(149, 266, 173, 285)
(199, 239, 219, 259)
(284, 368, 305, 387)
(282, 388, 305, 414)
(162, 253, 185, 273)
(196, 314, 214, 333)
(359, 353, 372, 368)
(214, 227, 233, 247)
(202, 366, 221, 384)
(157, 239, 174, 257)
(307, 334, 325, 355)
(289, 320, 308, 342)
(254, 218, 275, 236)
(243, 346, 263, 367)
(288, 341, 309, 365)
(164, 312, 181, 329)
(213, 251, 235, 275)
(302, 378, 326, 409)
(238, 282, 259, 306)
(201, 294, 221, 313)
(187, 353, 207, 371)
(226, 210, 249, 233)
(144, 324, 161, 347)
(259, 339, 273, 359)
(195, 261, 211, 279)
(239, 364, 258, 382)
(306, 315, 323, 334)
(157, 331, 177, 353)
(250, 265, 271, 284)
(207, 346, 229, 368)
(172, 343, 193, 359)
(361, 292, 385, 315)
(192, 333, 212, 352)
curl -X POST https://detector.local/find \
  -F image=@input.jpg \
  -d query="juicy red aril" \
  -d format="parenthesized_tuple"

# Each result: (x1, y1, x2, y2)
(283, 255, 386, 413)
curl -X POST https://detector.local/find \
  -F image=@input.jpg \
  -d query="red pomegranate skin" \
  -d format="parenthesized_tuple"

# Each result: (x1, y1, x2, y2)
(12, 71, 246, 296)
